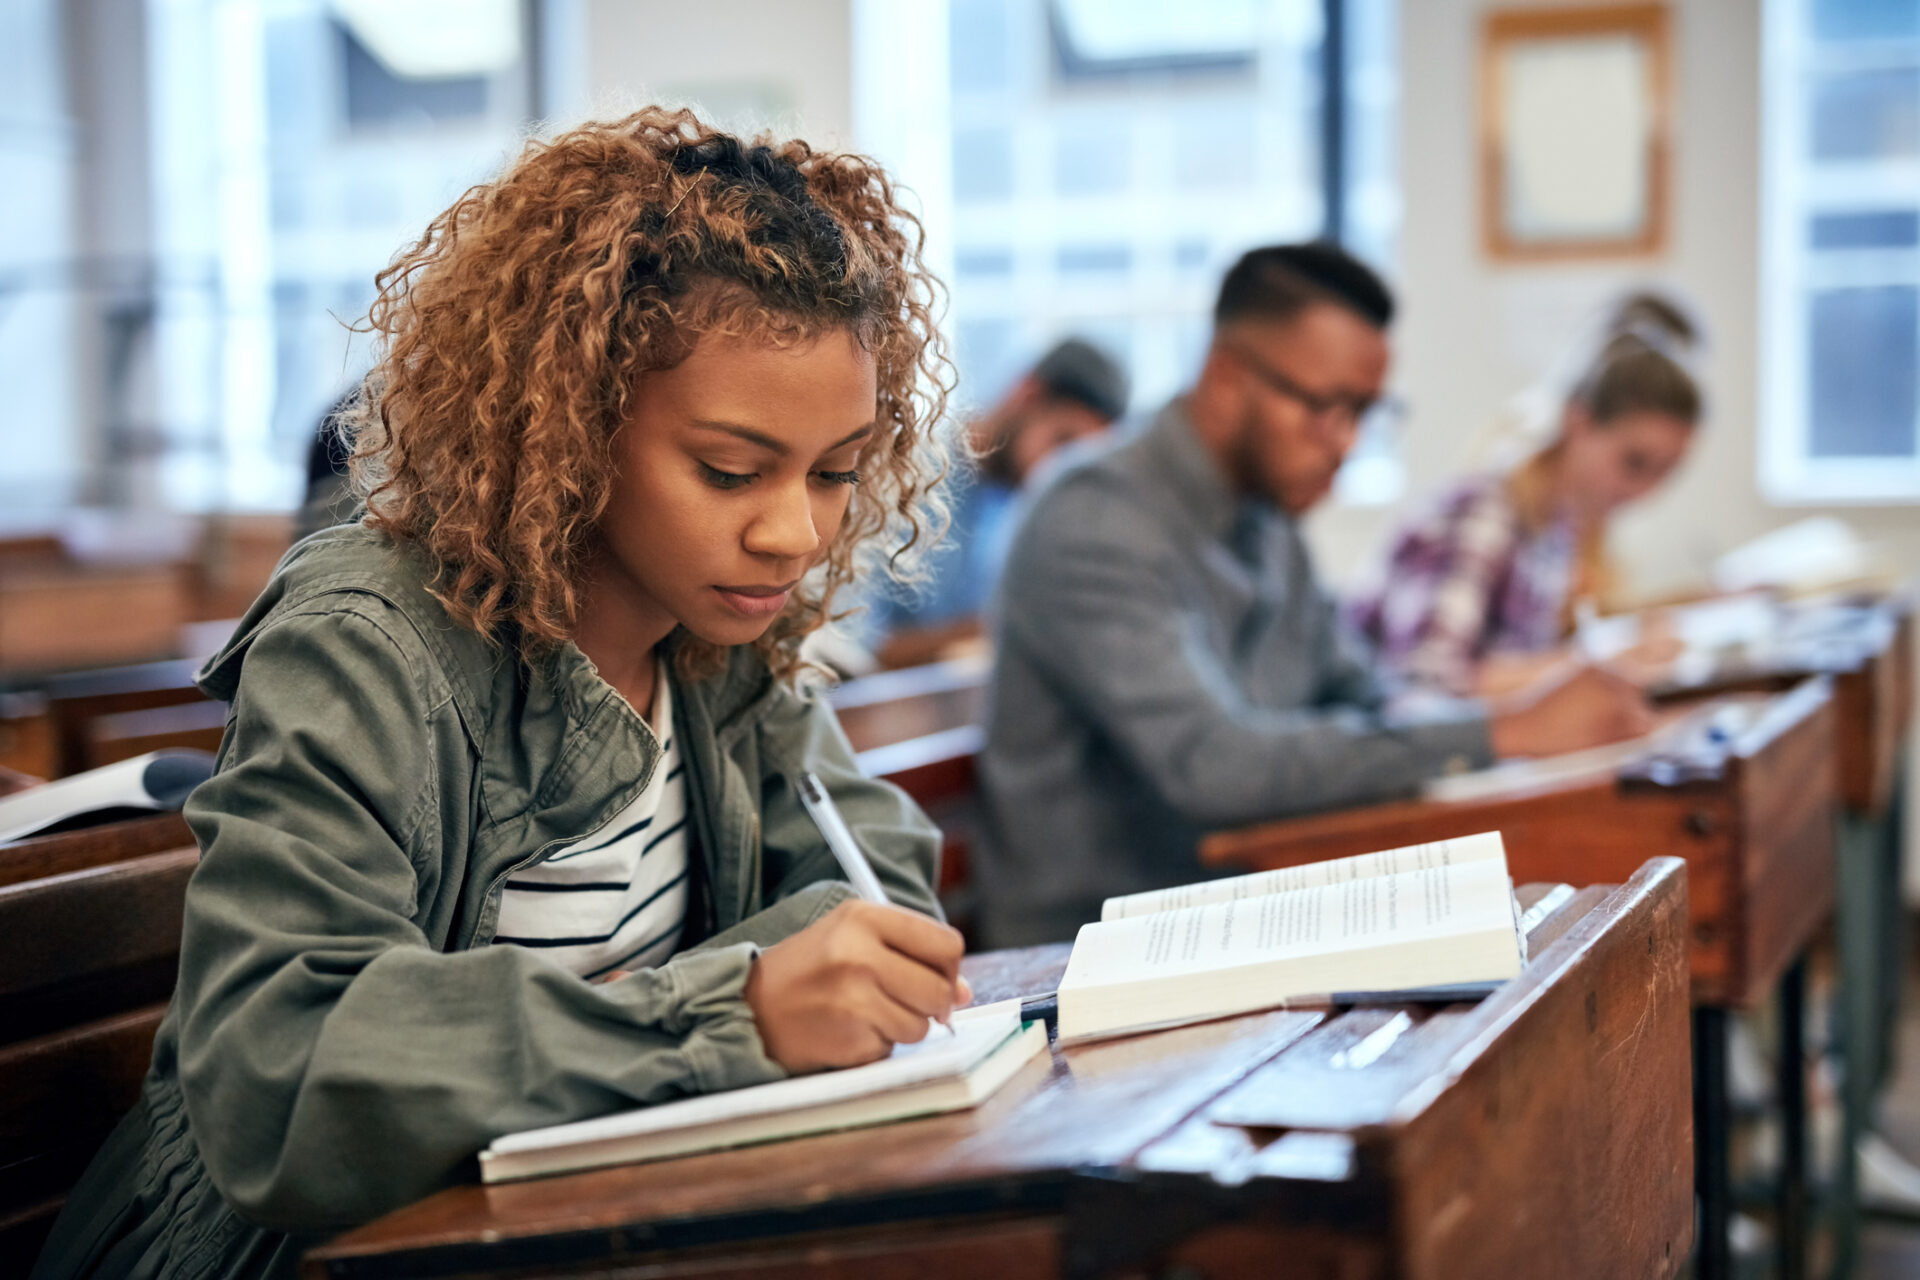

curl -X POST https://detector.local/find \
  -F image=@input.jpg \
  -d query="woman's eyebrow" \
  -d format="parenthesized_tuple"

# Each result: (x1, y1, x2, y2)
(689, 421, 788, 453)
(686, 421, 876, 454)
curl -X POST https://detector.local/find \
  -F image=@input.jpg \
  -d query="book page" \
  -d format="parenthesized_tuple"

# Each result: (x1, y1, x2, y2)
(1067, 856, 1518, 989)
(1099, 831, 1506, 922)
(0, 750, 213, 845)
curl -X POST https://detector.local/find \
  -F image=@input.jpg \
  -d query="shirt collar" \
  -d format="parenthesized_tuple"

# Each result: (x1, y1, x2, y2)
(1144, 394, 1281, 548)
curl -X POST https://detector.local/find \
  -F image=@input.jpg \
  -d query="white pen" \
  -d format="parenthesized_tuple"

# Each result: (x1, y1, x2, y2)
(793, 772, 958, 1036)
(792, 771, 891, 904)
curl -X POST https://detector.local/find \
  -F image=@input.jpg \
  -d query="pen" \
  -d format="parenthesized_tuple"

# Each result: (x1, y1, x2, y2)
(792, 771, 891, 904)
(793, 771, 962, 1036)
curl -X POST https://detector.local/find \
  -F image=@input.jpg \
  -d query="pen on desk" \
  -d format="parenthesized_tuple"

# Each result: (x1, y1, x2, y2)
(791, 771, 891, 904)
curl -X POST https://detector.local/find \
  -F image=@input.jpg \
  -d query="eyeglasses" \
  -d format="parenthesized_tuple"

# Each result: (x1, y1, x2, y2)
(1228, 342, 1407, 440)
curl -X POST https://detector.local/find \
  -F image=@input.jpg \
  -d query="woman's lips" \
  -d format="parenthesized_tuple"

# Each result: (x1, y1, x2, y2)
(713, 582, 796, 618)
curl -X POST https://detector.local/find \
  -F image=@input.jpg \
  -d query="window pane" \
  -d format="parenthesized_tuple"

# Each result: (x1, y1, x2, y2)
(932, 0, 1393, 446)
(1813, 0, 1920, 43)
(1810, 210, 1920, 248)
(1056, 244, 1131, 277)
(1053, 116, 1130, 195)
(956, 316, 1024, 403)
(1810, 68, 1920, 161)
(953, 0, 1012, 93)
(953, 126, 1015, 202)
(340, 23, 489, 129)
(1808, 285, 1919, 458)
(1170, 98, 1257, 188)
(956, 248, 1016, 279)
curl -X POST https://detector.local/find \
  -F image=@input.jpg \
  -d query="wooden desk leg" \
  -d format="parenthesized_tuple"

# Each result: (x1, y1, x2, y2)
(1779, 953, 1809, 1280)
(1695, 1006, 1732, 1280)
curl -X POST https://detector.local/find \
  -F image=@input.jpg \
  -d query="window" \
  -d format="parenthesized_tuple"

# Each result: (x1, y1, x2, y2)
(932, 0, 1402, 502)
(1763, 0, 1920, 502)
(140, 0, 536, 511)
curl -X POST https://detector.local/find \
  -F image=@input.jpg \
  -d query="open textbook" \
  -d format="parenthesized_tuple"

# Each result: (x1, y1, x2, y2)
(480, 999, 1046, 1183)
(1057, 832, 1526, 1043)
(0, 749, 215, 845)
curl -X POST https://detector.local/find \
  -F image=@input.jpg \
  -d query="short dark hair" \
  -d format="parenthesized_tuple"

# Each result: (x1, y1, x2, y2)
(1213, 242, 1395, 331)
(1031, 338, 1129, 422)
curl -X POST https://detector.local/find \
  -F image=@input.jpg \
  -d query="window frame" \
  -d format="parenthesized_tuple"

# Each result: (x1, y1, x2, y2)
(1760, 0, 1920, 506)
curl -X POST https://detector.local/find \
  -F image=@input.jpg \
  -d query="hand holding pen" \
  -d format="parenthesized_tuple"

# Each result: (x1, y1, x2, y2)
(737, 774, 970, 1072)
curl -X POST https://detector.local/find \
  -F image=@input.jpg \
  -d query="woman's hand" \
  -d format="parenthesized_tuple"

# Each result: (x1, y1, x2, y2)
(745, 900, 970, 1073)
(1489, 662, 1655, 759)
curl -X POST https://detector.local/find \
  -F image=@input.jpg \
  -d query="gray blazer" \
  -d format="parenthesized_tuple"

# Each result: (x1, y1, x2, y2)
(976, 398, 1492, 947)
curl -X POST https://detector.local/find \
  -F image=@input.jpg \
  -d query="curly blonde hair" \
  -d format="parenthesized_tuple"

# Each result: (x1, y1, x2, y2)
(348, 106, 954, 679)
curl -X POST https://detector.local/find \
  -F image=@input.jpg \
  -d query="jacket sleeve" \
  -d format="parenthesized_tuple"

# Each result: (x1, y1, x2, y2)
(998, 473, 1494, 829)
(752, 681, 944, 920)
(175, 606, 785, 1234)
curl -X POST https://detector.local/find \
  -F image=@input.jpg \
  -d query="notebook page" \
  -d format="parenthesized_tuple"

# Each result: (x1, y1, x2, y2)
(487, 1000, 1021, 1158)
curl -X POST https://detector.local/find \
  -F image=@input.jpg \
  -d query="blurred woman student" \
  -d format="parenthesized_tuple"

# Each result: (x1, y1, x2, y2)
(35, 108, 967, 1280)
(1348, 292, 1704, 698)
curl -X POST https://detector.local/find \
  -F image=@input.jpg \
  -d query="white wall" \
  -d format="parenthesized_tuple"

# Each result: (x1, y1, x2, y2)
(1305, 0, 1920, 886)
(581, 0, 853, 144)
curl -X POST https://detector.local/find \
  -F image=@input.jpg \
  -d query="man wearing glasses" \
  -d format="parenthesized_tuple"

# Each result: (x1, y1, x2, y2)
(974, 242, 1653, 948)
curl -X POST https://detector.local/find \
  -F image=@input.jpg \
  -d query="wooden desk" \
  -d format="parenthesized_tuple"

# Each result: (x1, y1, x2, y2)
(1647, 595, 1910, 818)
(1198, 680, 1834, 1280)
(1646, 595, 1910, 1277)
(307, 861, 1691, 1280)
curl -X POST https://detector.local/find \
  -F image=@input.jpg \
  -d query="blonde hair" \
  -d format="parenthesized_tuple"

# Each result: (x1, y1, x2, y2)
(1504, 291, 1702, 620)
(347, 107, 954, 680)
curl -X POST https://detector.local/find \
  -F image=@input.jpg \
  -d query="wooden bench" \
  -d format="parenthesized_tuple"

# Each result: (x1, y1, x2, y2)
(0, 844, 198, 1271)
(40, 658, 211, 777)
(0, 811, 196, 888)
(829, 655, 989, 756)
(832, 661, 991, 935)
(306, 860, 1692, 1280)
(0, 692, 55, 781)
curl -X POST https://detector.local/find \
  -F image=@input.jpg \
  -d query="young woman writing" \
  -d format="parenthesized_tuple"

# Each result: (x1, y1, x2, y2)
(34, 108, 964, 1280)
(1348, 293, 1703, 698)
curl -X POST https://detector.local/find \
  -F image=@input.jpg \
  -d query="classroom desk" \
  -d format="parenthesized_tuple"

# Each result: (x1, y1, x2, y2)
(1649, 594, 1910, 1277)
(306, 862, 1691, 1280)
(1199, 679, 1836, 1280)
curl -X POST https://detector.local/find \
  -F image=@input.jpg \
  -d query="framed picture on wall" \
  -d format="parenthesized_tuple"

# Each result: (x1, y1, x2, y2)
(1481, 3, 1671, 260)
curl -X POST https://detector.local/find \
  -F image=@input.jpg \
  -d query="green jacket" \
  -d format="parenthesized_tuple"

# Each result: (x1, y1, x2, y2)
(33, 526, 942, 1280)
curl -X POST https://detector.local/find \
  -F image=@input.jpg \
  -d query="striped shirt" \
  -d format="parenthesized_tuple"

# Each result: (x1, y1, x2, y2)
(493, 670, 690, 980)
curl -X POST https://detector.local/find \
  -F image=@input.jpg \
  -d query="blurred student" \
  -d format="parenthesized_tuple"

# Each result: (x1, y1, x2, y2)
(867, 338, 1127, 668)
(34, 109, 966, 1280)
(1347, 293, 1702, 697)
(975, 244, 1653, 947)
(294, 388, 358, 540)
